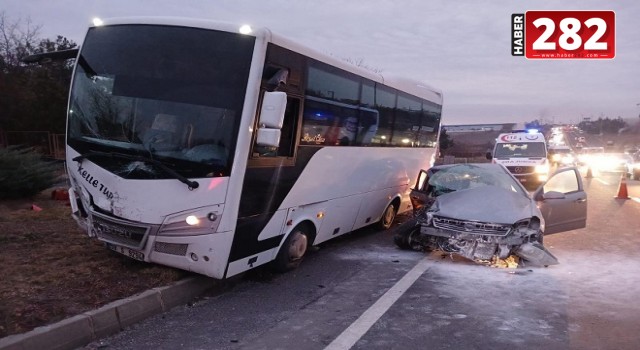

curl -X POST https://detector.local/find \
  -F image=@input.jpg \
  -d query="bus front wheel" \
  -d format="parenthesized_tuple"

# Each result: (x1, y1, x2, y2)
(272, 226, 309, 272)
(378, 202, 397, 230)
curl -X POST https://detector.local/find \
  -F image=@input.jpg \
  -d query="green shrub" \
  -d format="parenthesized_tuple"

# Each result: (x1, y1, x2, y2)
(0, 146, 60, 199)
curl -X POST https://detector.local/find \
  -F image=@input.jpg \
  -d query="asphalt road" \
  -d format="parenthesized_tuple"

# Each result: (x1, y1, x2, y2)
(83, 170, 640, 350)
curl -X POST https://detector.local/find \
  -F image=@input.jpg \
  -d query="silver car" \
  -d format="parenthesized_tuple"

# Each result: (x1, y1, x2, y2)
(394, 163, 587, 266)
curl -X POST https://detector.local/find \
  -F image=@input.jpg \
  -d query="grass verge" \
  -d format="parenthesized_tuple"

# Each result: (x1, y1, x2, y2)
(0, 187, 190, 338)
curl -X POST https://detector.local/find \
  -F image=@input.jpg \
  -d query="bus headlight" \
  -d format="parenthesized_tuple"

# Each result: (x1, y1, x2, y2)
(158, 205, 224, 236)
(185, 215, 200, 226)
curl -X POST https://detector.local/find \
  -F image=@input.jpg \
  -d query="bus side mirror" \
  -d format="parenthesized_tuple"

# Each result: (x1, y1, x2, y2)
(258, 91, 286, 129)
(256, 91, 287, 148)
(256, 129, 282, 147)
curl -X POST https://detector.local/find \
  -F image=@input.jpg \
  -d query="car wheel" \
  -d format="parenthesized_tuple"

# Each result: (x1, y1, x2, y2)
(393, 220, 420, 250)
(272, 225, 309, 272)
(378, 202, 397, 230)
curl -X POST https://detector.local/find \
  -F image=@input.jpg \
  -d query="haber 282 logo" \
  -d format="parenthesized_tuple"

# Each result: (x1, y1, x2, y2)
(512, 11, 615, 59)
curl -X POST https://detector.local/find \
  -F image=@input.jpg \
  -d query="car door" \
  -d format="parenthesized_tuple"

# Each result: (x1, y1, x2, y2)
(409, 166, 455, 215)
(533, 167, 587, 235)
(409, 169, 430, 214)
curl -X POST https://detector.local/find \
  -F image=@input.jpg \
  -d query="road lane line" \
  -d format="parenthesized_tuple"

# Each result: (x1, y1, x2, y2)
(631, 197, 640, 204)
(324, 257, 431, 350)
(596, 178, 610, 185)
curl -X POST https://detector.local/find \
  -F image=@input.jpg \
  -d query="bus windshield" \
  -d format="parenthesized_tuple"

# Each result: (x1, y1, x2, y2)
(67, 25, 255, 179)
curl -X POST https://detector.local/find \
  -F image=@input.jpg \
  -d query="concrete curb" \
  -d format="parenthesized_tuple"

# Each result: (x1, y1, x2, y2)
(0, 277, 217, 350)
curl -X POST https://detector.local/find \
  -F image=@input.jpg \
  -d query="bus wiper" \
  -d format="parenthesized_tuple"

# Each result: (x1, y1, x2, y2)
(72, 151, 200, 189)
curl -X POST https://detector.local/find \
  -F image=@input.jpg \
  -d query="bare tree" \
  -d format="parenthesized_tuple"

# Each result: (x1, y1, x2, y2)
(1, 12, 75, 135)
(0, 11, 41, 70)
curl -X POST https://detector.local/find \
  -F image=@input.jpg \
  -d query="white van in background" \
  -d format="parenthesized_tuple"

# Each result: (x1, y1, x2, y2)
(486, 132, 550, 189)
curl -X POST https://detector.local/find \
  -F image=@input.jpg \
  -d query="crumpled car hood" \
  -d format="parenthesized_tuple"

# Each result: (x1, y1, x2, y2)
(433, 186, 534, 224)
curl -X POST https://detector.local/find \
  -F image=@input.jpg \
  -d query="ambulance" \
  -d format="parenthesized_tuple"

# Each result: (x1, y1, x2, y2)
(486, 131, 550, 189)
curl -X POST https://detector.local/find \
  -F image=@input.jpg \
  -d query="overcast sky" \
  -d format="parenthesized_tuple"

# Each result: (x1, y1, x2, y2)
(3, 0, 639, 125)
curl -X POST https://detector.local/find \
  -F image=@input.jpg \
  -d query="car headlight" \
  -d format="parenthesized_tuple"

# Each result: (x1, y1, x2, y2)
(420, 202, 439, 226)
(513, 217, 542, 235)
(535, 163, 550, 174)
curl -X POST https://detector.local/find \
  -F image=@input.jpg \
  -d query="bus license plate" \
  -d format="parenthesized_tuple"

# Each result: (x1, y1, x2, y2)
(108, 243, 145, 261)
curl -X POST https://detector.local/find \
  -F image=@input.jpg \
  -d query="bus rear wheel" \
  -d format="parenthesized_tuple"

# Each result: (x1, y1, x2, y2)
(272, 226, 309, 272)
(378, 202, 397, 230)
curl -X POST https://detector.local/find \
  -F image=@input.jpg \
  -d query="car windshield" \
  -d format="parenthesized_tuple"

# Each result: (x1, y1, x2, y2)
(67, 24, 255, 179)
(427, 164, 528, 197)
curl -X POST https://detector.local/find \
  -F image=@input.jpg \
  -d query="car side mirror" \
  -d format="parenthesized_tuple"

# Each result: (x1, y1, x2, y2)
(485, 152, 492, 160)
(542, 191, 566, 200)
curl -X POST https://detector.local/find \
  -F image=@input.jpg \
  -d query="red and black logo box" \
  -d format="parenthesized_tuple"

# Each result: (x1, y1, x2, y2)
(512, 11, 615, 59)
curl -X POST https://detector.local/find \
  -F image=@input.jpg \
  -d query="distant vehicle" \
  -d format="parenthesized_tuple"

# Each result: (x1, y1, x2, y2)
(548, 145, 575, 166)
(394, 163, 587, 266)
(577, 146, 605, 166)
(590, 153, 634, 173)
(577, 136, 586, 143)
(624, 147, 639, 155)
(549, 132, 565, 146)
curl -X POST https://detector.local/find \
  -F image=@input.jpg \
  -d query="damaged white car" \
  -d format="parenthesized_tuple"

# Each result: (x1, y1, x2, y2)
(394, 163, 587, 266)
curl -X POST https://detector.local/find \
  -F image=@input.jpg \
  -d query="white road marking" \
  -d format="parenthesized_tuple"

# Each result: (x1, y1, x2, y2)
(324, 257, 431, 350)
(631, 197, 640, 204)
(596, 178, 610, 185)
